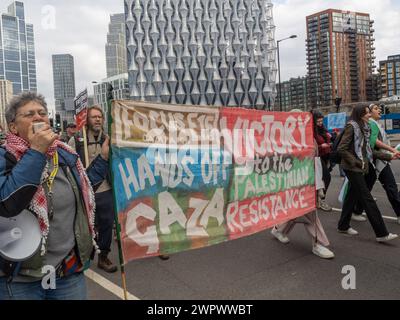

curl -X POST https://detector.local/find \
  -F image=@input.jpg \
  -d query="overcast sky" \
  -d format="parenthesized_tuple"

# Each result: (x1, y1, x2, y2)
(1, 0, 399, 111)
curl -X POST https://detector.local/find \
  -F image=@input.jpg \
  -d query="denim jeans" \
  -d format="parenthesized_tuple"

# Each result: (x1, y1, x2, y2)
(0, 272, 86, 300)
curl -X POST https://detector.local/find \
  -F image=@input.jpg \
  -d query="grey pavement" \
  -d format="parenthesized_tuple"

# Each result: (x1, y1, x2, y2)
(87, 162, 400, 300)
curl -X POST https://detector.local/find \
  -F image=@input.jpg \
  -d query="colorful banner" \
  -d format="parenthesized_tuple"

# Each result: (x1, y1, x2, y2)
(110, 101, 316, 262)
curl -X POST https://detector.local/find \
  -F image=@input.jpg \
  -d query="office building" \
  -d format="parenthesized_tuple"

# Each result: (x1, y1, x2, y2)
(306, 9, 375, 107)
(106, 13, 127, 78)
(93, 73, 129, 130)
(0, 79, 13, 127)
(380, 54, 400, 98)
(366, 73, 380, 101)
(124, 0, 277, 109)
(0, 1, 37, 94)
(276, 76, 309, 111)
(52, 54, 76, 123)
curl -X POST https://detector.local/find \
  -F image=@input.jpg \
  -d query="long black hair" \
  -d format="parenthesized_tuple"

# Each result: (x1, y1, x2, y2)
(349, 105, 369, 133)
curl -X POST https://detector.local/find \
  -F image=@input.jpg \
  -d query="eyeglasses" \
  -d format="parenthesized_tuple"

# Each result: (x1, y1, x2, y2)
(16, 110, 49, 119)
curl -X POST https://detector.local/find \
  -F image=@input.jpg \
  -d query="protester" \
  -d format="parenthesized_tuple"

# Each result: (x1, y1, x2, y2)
(312, 110, 332, 211)
(60, 123, 77, 143)
(69, 105, 117, 272)
(271, 109, 334, 259)
(337, 105, 398, 242)
(0, 92, 109, 300)
(352, 103, 400, 224)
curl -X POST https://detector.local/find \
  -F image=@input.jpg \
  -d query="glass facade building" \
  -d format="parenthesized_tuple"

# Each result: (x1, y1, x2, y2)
(0, 1, 37, 94)
(93, 72, 129, 132)
(52, 54, 76, 124)
(380, 55, 400, 98)
(0, 79, 13, 127)
(106, 13, 127, 78)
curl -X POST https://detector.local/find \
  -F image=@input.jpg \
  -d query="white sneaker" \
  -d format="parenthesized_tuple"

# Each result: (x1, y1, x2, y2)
(338, 227, 359, 235)
(312, 243, 335, 259)
(318, 198, 332, 211)
(271, 227, 290, 244)
(351, 214, 367, 222)
(376, 233, 398, 243)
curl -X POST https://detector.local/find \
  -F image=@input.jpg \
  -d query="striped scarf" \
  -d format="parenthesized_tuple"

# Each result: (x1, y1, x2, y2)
(4, 133, 98, 256)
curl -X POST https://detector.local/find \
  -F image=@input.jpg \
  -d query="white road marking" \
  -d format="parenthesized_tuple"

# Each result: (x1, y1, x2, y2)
(85, 269, 140, 300)
(330, 208, 398, 221)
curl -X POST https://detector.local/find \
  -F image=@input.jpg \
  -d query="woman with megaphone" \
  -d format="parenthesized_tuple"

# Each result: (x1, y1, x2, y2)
(0, 92, 110, 300)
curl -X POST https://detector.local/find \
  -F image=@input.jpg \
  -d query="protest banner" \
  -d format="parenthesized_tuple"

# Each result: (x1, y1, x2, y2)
(74, 89, 89, 130)
(74, 89, 89, 167)
(327, 112, 347, 131)
(109, 101, 316, 262)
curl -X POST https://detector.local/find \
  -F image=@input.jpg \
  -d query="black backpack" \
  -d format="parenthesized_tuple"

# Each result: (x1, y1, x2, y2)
(329, 130, 345, 164)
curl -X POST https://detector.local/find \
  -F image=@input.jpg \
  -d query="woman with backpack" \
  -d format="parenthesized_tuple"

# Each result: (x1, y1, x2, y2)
(352, 104, 400, 224)
(312, 111, 332, 211)
(337, 105, 399, 242)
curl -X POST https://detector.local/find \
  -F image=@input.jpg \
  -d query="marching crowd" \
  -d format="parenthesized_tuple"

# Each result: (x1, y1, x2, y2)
(0, 92, 399, 300)
(271, 104, 400, 259)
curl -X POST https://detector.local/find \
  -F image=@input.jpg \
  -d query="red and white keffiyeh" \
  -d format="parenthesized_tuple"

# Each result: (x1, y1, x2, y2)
(4, 133, 98, 256)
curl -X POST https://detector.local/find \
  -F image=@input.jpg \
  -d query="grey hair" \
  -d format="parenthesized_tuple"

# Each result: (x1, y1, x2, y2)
(5, 92, 48, 124)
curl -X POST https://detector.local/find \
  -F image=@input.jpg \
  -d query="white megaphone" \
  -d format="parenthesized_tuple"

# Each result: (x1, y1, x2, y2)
(0, 209, 41, 262)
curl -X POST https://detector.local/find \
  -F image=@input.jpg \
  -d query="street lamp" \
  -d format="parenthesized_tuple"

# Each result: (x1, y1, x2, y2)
(277, 35, 297, 111)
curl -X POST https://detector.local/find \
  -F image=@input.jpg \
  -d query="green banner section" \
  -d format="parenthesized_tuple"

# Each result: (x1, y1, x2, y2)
(230, 158, 315, 202)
